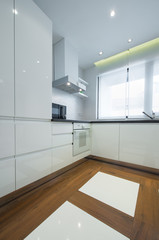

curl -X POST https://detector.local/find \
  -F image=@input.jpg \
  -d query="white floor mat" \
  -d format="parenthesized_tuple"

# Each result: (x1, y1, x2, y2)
(79, 172, 139, 216)
(25, 201, 129, 240)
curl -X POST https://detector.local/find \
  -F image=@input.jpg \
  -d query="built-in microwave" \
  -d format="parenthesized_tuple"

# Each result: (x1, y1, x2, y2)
(52, 103, 66, 119)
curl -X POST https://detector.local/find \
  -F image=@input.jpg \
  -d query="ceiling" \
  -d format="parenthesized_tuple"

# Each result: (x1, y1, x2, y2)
(33, 0, 159, 70)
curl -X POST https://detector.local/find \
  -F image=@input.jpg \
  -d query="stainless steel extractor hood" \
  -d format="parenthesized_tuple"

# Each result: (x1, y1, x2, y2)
(53, 76, 81, 94)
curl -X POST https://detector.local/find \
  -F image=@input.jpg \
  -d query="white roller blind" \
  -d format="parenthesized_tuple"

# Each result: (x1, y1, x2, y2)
(152, 61, 159, 114)
(128, 64, 145, 117)
(98, 68, 127, 119)
(97, 38, 159, 119)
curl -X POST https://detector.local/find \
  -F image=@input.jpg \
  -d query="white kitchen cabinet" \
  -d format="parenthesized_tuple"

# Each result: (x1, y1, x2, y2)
(15, 0, 52, 119)
(52, 134, 72, 148)
(16, 121, 51, 155)
(119, 124, 159, 169)
(91, 124, 119, 160)
(52, 145, 72, 172)
(51, 122, 73, 134)
(0, 120, 15, 159)
(51, 122, 73, 172)
(0, 158, 15, 198)
(72, 150, 91, 162)
(0, 0, 14, 117)
(16, 149, 52, 189)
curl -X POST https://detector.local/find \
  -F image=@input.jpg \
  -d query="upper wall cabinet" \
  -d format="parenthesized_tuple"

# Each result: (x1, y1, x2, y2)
(15, 0, 52, 119)
(0, 0, 14, 117)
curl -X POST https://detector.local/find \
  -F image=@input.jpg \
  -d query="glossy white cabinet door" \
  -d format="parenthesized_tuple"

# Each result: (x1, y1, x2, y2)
(0, 158, 15, 198)
(16, 121, 51, 155)
(72, 150, 91, 162)
(52, 134, 72, 147)
(91, 124, 119, 160)
(0, 120, 15, 159)
(52, 145, 72, 172)
(52, 123, 73, 134)
(16, 149, 52, 189)
(15, 0, 52, 119)
(119, 124, 159, 169)
(0, 0, 14, 117)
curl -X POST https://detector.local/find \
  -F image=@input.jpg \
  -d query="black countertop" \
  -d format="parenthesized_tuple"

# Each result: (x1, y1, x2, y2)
(51, 119, 90, 123)
(51, 119, 159, 123)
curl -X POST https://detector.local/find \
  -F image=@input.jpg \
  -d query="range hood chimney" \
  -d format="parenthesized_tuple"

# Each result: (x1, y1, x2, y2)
(53, 38, 84, 93)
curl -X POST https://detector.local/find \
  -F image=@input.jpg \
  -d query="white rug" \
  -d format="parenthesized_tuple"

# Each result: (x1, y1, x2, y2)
(25, 201, 129, 240)
(79, 172, 139, 216)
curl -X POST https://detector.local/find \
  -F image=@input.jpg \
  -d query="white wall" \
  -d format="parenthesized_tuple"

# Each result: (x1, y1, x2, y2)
(52, 67, 86, 120)
(52, 87, 85, 120)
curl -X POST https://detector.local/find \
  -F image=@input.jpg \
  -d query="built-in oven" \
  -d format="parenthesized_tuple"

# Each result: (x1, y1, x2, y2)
(73, 123, 91, 156)
(52, 103, 66, 119)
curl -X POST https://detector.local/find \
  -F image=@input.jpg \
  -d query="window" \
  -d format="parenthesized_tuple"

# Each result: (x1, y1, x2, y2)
(152, 62, 159, 114)
(128, 64, 145, 117)
(98, 68, 127, 118)
(96, 38, 159, 120)
(98, 62, 159, 119)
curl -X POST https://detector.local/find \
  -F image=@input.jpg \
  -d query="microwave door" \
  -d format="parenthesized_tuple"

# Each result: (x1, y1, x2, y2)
(60, 106, 66, 119)
(52, 103, 60, 119)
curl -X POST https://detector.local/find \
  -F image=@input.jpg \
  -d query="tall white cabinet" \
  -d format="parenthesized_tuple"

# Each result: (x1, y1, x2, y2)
(15, 0, 52, 119)
(0, 0, 52, 198)
(0, 0, 14, 117)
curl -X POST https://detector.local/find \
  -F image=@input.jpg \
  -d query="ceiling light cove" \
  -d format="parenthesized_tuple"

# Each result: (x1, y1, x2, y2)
(110, 10, 116, 17)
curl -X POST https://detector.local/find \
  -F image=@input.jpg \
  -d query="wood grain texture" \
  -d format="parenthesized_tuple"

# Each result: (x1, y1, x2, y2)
(0, 160, 100, 240)
(0, 159, 159, 240)
(69, 190, 133, 238)
(0, 158, 87, 208)
(87, 155, 159, 175)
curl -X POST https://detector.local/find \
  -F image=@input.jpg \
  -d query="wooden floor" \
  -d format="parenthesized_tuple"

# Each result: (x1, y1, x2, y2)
(0, 159, 159, 240)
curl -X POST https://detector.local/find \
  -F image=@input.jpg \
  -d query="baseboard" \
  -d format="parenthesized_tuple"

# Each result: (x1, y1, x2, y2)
(86, 155, 159, 175)
(0, 158, 87, 208)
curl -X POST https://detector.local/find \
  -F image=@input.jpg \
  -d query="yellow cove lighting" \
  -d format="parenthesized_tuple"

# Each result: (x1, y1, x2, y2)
(94, 38, 159, 68)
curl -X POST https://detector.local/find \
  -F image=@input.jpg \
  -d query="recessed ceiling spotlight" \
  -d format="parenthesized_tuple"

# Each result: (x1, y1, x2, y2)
(13, 9, 18, 15)
(110, 10, 116, 17)
(66, 82, 70, 86)
(128, 38, 133, 43)
(99, 51, 103, 56)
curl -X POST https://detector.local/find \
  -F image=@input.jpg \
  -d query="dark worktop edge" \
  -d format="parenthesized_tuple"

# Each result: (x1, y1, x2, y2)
(51, 119, 159, 123)
(51, 119, 90, 123)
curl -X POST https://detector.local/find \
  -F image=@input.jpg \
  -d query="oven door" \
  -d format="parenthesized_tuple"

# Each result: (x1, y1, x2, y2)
(73, 129, 90, 156)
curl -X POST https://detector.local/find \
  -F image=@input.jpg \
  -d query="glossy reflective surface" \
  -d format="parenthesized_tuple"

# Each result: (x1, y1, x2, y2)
(25, 201, 129, 240)
(79, 172, 139, 216)
(0, 0, 14, 117)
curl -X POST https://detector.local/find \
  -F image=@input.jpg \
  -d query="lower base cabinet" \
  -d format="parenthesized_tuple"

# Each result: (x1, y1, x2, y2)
(91, 124, 119, 160)
(16, 149, 52, 189)
(72, 150, 91, 162)
(0, 158, 15, 198)
(52, 145, 72, 172)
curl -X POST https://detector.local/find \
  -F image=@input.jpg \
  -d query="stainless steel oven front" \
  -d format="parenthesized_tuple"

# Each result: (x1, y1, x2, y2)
(73, 123, 91, 156)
